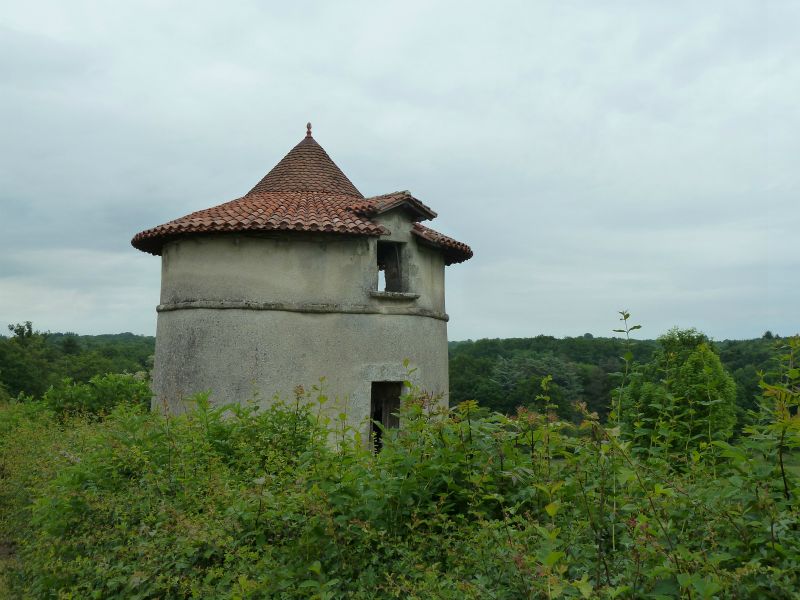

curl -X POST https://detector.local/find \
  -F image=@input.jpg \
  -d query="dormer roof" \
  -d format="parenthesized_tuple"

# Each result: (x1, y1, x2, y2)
(131, 125, 472, 265)
(351, 191, 437, 221)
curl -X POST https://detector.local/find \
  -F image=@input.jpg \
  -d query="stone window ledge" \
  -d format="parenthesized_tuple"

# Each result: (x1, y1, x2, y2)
(369, 291, 420, 301)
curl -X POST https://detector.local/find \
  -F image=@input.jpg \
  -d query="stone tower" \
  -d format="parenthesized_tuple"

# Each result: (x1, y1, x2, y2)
(132, 125, 472, 436)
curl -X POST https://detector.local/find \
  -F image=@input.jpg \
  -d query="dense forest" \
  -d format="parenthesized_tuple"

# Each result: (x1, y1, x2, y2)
(0, 322, 154, 400)
(450, 332, 779, 422)
(0, 321, 782, 422)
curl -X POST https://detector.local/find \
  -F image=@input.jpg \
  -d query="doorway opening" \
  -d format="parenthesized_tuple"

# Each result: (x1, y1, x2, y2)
(370, 381, 403, 450)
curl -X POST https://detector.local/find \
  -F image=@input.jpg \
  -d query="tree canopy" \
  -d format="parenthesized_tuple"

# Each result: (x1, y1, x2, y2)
(0, 323, 154, 399)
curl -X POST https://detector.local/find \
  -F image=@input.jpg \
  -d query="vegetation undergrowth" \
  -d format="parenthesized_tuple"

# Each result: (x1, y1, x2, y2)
(0, 330, 798, 598)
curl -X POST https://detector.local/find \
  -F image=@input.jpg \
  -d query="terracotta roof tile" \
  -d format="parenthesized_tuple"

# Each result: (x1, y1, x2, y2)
(247, 135, 362, 198)
(131, 192, 386, 255)
(351, 190, 437, 221)
(412, 223, 473, 265)
(131, 129, 472, 265)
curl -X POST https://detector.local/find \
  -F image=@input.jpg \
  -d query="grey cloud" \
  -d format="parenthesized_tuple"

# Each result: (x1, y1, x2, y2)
(0, 0, 797, 339)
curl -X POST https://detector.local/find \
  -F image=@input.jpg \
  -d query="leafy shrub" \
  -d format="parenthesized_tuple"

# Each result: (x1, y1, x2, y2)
(42, 372, 151, 415)
(0, 382, 10, 404)
(621, 328, 738, 460)
(0, 338, 798, 598)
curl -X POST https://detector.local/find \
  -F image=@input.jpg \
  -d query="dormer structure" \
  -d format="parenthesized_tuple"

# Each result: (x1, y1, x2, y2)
(133, 125, 472, 439)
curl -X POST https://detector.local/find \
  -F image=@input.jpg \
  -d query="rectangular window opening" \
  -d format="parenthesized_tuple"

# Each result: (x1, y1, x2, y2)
(377, 241, 404, 292)
(370, 381, 403, 451)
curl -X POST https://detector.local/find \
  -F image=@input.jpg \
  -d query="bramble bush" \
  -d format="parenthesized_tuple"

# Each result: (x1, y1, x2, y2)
(0, 336, 798, 598)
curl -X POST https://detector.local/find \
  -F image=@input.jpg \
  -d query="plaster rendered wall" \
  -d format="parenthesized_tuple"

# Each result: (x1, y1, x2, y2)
(159, 215, 445, 315)
(152, 210, 449, 435)
(153, 310, 448, 435)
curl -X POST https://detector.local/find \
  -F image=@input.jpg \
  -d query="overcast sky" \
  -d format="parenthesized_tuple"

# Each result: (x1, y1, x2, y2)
(1, 1, 797, 341)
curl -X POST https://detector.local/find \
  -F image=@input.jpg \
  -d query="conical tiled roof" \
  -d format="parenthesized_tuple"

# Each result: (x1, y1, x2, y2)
(131, 126, 472, 264)
(247, 129, 363, 197)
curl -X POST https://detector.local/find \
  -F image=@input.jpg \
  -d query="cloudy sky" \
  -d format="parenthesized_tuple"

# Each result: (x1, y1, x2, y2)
(1, 1, 797, 341)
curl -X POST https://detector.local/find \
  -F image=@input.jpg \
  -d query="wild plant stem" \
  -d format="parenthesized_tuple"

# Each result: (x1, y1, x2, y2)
(778, 425, 790, 501)
(577, 460, 612, 586)
(254, 478, 267, 528)
(612, 311, 634, 553)
(600, 426, 682, 572)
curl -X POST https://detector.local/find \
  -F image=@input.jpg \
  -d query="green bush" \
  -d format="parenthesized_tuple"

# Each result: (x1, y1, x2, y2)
(0, 382, 10, 404)
(42, 372, 151, 415)
(1, 339, 798, 598)
(621, 328, 738, 460)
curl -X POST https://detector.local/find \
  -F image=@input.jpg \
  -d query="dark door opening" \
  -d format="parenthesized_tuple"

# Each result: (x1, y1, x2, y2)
(370, 381, 403, 450)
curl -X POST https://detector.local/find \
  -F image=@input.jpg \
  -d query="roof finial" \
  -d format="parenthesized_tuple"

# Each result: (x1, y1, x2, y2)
(306, 122, 312, 137)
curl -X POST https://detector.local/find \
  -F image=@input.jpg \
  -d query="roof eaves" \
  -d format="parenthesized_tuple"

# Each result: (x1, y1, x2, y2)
(411, 223, 473, 265)
(131, 222, 389, 256)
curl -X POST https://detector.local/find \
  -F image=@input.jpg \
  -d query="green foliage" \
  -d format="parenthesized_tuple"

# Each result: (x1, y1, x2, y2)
(0, 322, 154, 399)
(0, 323, 61, 398)
(0, 381, 11, 404)
(42, 373, 152, 415)
(619, 329, 739, 463)
(450, 333, 778, 425)
(1, 338, 799, 598)
(450, 336, 659, 420)
(654, 327, 709, 358)
(673, 344, 737, 439)
(716, 337, 779, 418)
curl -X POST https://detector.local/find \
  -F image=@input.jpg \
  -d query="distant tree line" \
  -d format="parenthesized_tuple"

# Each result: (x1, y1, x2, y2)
(0, 320, 783, 427)
(449, 331, 783, 424)
(0, 322, 154, 400)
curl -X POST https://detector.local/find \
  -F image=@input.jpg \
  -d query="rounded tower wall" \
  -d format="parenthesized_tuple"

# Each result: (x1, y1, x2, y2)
(160, 233, 376, 307)
(158, 216, 446, 315)
(152, 215, 449, 430)
(152, 309, 449, 432)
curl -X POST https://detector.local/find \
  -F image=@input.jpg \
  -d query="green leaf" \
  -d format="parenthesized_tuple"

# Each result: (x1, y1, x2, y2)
(654, 483, 673, 496)
(651, 577, 680, 596)
(543, 551, 565, 567)
(617, 467, 635, 485)
(545, 500, 561, 517)
(692, 577, 722, 599)
(574, 576, 593, 598)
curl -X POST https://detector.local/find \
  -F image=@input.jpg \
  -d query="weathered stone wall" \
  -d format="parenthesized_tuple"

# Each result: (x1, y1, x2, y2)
(152, 209, 449, 435)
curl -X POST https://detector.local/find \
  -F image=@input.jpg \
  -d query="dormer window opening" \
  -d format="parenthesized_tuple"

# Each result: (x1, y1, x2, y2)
(377, 241, 404, 292)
